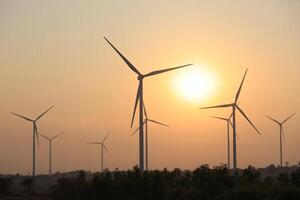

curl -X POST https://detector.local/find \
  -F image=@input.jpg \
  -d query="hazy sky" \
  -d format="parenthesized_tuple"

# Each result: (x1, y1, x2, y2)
(0, 0, 299, 174)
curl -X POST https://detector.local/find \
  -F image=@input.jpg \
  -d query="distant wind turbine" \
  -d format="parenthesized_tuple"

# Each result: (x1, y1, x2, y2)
(211, 114, 233, 168)
(39, 132, 63, 175)
(211, 106, 241, 169)
(87, 130, 110, 172)
(265, 113, 295, 167)
(132, 103, 169, 170)
(11, 105, 55, 176)
(200, 69, 261, 170)
(104, 36, 192, 171)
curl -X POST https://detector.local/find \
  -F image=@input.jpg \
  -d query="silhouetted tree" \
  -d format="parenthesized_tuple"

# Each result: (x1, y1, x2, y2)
(0, 178, 13, 195)
(47, 165, 300, 200)
(278, 172, 290, 183)
(21, 178, 34, 195)
(240, 166, 261, 185)
(291, 169, 300, 186)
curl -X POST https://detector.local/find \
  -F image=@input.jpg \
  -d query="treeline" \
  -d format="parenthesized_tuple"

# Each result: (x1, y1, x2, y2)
(51, 165, 300, 200)
(1, 165, 300, 200)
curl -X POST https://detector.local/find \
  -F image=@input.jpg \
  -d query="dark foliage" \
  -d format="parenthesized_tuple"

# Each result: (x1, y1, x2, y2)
(0, 178, 13, 195)
(51, 165, 300, 200)
(21, 177, 35, 195)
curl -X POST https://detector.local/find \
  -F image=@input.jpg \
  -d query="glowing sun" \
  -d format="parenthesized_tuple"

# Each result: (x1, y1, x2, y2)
(173, 67, 216, 102)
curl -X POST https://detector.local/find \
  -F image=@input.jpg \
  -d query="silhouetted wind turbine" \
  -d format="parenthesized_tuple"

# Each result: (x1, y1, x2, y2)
(211, 113, 233, 168)
(132, 103, 169, 170)
(265, 113, 295, 167)
(104, 36, 192, 171)
(211, 106, 241, 169)
(87, 130, 110, 172)
(10, 105, 55, 176)
(39, 132, 63, 175)
(200, 69, 261, 170)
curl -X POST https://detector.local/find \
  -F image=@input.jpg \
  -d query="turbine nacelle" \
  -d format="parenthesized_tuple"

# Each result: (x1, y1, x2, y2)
(199, 69, 260, 135)
(11, 105, 55, 145)
(104, 36, 192, 128)
(131, 103, 169, 136)
(265, 113, 295, 144)
(265, 113, 295, 127)
(39, 131, 63, 142)
(87, 130, 110, 146)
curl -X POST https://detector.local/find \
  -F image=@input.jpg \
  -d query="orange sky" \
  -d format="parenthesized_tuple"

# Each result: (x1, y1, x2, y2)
(0, 0, 299, 174)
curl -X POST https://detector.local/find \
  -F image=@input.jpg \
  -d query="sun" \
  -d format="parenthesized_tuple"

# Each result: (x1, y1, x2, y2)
(173, 67, 216, 102)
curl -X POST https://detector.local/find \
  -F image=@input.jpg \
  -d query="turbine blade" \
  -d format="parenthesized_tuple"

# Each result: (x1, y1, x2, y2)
(236, 105, 261, 135)
(282, 113, 296, 124)
(34, 124, 40, 146)
(131, 83, 141, 127)
(131, 121, 146, 136)
(229, 121, 240, 139)
(199, 103, 234, 110)
(235, 69, 248, 103)
(131, 126, 140, 136)
(103, 144, 110, 156)
(281, 128, 286, 144)
(51, 131, 63, 140)
(265, 115, 281, 124)
(10, 112, 33, 122)
(104, 37, 141, 76)
(229, 102, 238, 120)
(148, 119, 170, 127)
(102, 130, 110, 143)
(143, 64, 193, 77)
(211, 116, 228, 121)
(229, 120, 233, 127)
(236, 132, 241, 140)
(35, 105, 55, 121)
(143, 102, 148, 119)
(229, 112, 233, 120)
(39, 132, 50, 141)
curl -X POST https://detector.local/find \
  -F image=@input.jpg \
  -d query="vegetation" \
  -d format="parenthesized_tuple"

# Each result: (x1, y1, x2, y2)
(21, 178, 35, 195)
(50, 165, 300, 200)
(1, 165, 299, 199)
(0, 178, 13, 195)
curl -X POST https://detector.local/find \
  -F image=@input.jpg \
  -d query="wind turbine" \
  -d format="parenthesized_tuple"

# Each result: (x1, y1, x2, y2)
(132, 103, 169, 170)
(11, 105, 55, 176)
(211, 113, 233, 168)
(87, 130, 110, 172)
(211, 106, 241, 169)
(200, 69, 261, 170)
(104, 36, 192, 171)
(265, 113, 295, 167)
(39, 132, 63, 175)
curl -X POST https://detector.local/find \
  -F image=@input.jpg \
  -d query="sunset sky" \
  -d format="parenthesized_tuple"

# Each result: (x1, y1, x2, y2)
(0, 0, 299, 174)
